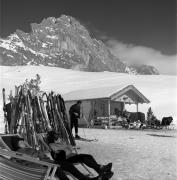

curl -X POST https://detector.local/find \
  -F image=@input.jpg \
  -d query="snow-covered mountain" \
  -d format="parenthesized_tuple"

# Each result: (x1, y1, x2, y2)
(0, 15, 159, 75)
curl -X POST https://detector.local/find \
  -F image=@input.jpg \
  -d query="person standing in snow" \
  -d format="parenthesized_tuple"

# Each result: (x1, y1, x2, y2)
(69, 100, 82, 139)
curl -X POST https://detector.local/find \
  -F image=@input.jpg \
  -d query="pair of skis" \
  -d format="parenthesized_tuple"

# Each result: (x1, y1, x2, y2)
(42, 92, 76, 146)
(75, 137, 98, 142)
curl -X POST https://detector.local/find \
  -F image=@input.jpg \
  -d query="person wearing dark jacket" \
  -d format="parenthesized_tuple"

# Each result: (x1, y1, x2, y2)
(3, 96, 14, 132)
(47, 131, 113, 180)
(69, 100, 82, 139)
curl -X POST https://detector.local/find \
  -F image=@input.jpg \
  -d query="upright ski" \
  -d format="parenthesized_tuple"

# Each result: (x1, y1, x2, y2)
(2, 88, 8, 134)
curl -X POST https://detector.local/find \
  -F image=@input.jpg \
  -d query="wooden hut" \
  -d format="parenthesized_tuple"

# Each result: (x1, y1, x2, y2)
(63, 85, 150, 127)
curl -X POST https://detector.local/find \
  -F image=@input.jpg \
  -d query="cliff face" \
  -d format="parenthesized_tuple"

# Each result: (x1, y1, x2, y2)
(0, 15, 159, 74)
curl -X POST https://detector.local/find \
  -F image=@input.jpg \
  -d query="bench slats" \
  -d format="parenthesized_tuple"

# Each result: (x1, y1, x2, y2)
(0, 156, 45, 180)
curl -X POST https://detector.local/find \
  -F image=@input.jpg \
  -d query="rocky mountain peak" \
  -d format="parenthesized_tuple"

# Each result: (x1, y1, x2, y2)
(0, 15, 159, 74)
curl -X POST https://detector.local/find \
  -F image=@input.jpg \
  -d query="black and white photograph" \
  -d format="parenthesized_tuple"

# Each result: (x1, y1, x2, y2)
(0, 0, 176, 179)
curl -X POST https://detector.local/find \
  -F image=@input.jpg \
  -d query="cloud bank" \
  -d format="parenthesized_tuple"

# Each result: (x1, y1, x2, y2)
(106, 40, 177, 75)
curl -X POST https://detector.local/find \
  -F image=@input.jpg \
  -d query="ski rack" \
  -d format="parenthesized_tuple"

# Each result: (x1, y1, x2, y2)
(2, 85, 76, 150)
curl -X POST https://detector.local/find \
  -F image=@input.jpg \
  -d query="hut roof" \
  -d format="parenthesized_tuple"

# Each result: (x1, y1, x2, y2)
(63, 84, 150, 104)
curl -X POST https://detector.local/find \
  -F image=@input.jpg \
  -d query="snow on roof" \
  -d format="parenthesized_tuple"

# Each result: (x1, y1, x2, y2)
(63, 84, 150, 104)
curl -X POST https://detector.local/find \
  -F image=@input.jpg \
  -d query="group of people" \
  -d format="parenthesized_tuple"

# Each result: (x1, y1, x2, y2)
(12, 131, 113, 180)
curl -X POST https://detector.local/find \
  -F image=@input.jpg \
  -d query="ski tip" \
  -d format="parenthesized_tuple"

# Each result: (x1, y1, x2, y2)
(75, 137, 98, 142)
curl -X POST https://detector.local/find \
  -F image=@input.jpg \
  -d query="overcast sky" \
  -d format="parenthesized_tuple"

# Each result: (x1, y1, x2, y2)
(0, 0, 176, 75)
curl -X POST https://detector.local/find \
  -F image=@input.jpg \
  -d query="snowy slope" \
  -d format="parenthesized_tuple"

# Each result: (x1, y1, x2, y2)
(0, 65, 176, 132)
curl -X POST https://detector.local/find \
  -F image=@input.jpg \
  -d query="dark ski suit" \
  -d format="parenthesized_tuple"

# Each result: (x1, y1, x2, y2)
(69, 102, 81, 136)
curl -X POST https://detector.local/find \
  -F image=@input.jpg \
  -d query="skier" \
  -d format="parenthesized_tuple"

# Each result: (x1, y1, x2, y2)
(69, 100, 82, 139)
